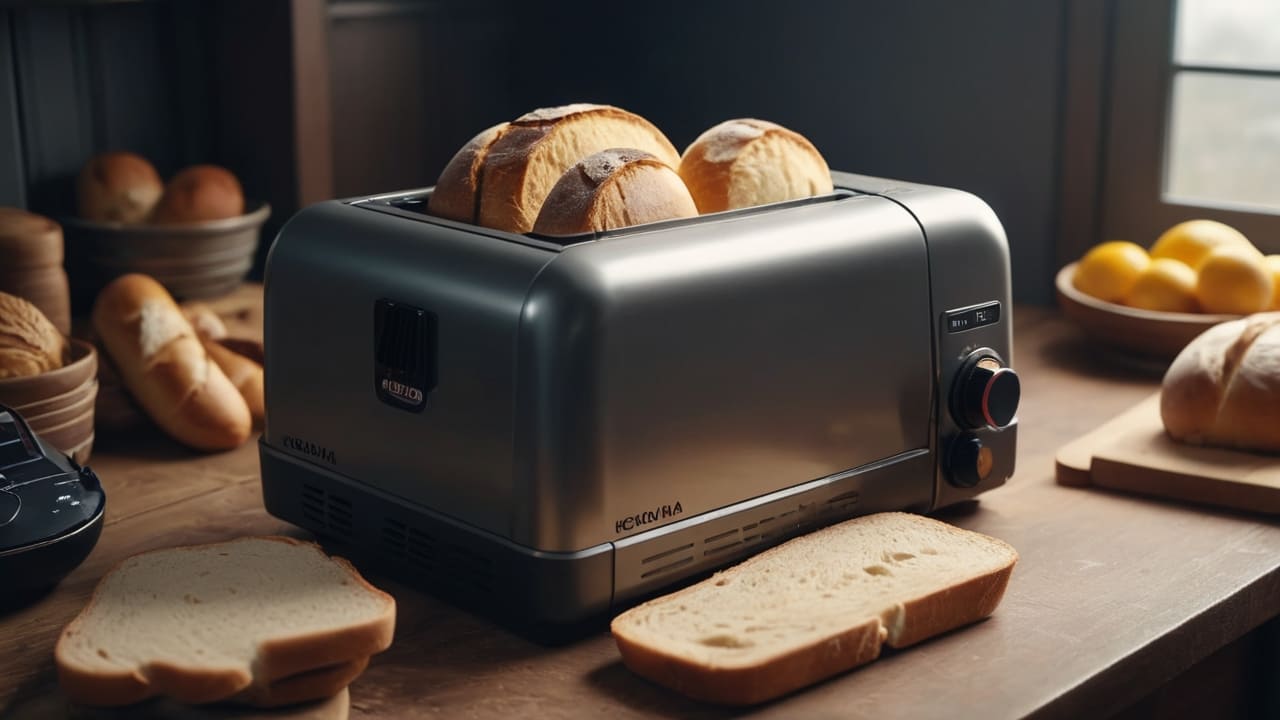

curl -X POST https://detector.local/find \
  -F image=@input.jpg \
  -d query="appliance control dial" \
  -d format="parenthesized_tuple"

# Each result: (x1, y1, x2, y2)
(946, 433, 992, 488)
(953, 350, 1020, 431)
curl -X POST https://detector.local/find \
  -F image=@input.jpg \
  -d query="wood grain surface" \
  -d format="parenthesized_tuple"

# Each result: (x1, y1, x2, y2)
(3, 290, 1279, 719)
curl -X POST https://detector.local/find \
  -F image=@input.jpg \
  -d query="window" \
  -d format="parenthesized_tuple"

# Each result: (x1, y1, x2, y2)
(1098, 0, 1280, 253)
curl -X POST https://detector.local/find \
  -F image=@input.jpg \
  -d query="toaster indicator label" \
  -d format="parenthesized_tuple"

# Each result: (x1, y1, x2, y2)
(946, 302, 1001, 333)
(616, 502, 684, 534)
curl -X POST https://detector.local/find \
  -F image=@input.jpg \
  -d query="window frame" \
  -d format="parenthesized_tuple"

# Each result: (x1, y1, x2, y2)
(1098, 0, 1280, 254)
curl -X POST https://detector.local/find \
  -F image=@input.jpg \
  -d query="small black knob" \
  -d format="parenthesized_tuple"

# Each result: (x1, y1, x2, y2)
(954, 353, 1020, 430)
(947, 433, 993, 488)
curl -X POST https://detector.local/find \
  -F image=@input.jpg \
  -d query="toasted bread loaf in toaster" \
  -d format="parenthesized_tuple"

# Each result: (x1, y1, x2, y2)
(429, 122, 511, 224)
(1161, 312, 1280, 452)
(56, 536, 396, 708)
(610, 512, 1017, 705)
(478, 104, 681, 233)
(532, 149, 698, 236)
(678, 118, 833, 214)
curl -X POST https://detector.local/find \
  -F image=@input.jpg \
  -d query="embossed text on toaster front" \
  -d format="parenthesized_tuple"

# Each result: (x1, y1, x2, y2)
(282, 435, 336, 465)
(380, 377, 424, 405)
(616, 502, 684, 534)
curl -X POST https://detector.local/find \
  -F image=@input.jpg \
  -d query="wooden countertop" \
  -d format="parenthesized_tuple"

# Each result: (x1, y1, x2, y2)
(3, 287, 1278, 719)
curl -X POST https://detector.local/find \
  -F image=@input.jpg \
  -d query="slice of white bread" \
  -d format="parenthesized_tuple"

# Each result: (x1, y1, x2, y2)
(477, 104, 682, 233)
(610, 512, 1017, 705)
(678, 118, 833, 214)
(56, 537, 396, 707)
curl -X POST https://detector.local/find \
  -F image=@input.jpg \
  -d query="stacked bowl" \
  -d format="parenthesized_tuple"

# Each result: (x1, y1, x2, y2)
(0, 340, 98, 464)
(63, 202, 270, 306)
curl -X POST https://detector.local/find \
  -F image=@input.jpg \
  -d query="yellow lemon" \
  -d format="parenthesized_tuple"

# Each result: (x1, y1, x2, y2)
(1151, 219, 1253, 269)
(1195, 245, 1274, 314)
(1124, 258, 1198, 313)
(1073, 241, 1150, 303)
(1265, 255, 1280, 310)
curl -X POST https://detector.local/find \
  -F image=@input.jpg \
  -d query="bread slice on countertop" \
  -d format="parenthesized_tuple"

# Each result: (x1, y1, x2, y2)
(56, 536, 396, 708)
(610, 512, 1017, 705)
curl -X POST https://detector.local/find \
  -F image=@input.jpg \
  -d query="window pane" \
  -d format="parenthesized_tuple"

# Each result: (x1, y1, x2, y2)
(1175, 0, 1280, 71)
(1166, 71, 1280, 212)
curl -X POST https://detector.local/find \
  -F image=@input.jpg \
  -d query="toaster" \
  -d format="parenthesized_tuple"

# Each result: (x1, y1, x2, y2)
(259, 171, 1020, 628)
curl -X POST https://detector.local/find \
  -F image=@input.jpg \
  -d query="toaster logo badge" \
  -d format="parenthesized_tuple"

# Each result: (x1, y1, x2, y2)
(282, 435, 336, 465)
(379, 377, 425, 406)
(615, 502, 684, 534)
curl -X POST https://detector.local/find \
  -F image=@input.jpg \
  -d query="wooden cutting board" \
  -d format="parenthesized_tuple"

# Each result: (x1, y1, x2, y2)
(1056, 393, 1280, 514)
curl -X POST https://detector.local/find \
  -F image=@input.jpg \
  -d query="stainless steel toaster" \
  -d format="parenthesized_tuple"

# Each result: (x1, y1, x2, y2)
(259, 171, 1020, 628)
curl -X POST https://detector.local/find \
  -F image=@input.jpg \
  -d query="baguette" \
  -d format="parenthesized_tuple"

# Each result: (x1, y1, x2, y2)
(56, 536, 396, 708)
(1161, 311, 1280, 452)
(428, 122, 510, 224)
(678, 118, 833, 213)
(610, 512, 1017, 705)
(201, 336, 265, 423)
(532, 149, 698, 236)
(478, 104, 681, 233)
(91, 274, 251, 451)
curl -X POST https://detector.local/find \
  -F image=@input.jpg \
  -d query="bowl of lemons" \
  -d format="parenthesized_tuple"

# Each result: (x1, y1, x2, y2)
(1057, 219, 1280, 361)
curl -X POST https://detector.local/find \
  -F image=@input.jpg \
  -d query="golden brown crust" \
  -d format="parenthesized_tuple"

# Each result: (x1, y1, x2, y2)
(532, 149, 697, 236)
(429, 122, 510, 224)
(613, 617, 884, 705)
(477, 104, 681, 233)
(887, 563, 1015, 648)
(0, 291, 66, 378)
(77, 151, 164, 223)
(151, 165, 245, 224)
(202, 337, 264, 423)
(91, 273, 251, 450)
(1161, 312, 1280, 452)
(55, 536, 396, 708)
(678, 118, 832, 214)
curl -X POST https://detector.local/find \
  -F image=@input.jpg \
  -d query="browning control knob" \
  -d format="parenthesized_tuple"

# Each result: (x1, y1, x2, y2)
(947, 433, 994, 488)
(953, 350, 1020, 430)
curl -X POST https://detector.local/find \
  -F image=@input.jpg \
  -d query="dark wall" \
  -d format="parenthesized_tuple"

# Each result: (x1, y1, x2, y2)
(501, 1, 1067, 304)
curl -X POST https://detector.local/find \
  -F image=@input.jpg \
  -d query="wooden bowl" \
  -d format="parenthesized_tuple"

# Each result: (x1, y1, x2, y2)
(1055, 263, 1238, 361)
(0, 338, 98, 462)
(62, 202, 270, 305)
(0, 339, 98, 407)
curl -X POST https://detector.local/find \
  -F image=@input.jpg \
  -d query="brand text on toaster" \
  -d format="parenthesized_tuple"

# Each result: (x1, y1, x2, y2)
(616, 502, 684, 534)
(282, 435, 336, 465)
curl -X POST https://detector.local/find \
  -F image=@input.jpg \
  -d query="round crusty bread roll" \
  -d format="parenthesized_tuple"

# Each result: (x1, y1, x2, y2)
(478, 104, 681, 233)
(533, 148, 698, 236)
(429, 122, 511, 224)
(0, 291, 66, 379)
(678, 119, 833, 214)
(1161, 312, 1280, 453)
(92, 274, 251, 451)
(151, 165, 246, 224)
(77, 151, 164, 224)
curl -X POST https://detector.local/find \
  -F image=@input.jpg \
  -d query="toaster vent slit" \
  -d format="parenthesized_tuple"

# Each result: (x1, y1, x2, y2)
(641, 543, 694, 565)
(704, 541, 744, 558)
(640, 556, 694, 579)
(299, 484, 354, 539)
(705, 528, 739, 545)
(378, 516, 496, 595)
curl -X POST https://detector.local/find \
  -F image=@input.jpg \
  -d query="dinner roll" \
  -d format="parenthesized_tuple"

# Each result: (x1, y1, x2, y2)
(679, 119, 833, 213)
(478, 104, 681, 233)
(77, 151, 164, 223)
(533, 149, 698, 236)
(151, 165, 245, 224)
(1161, 312, 1280, 453)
